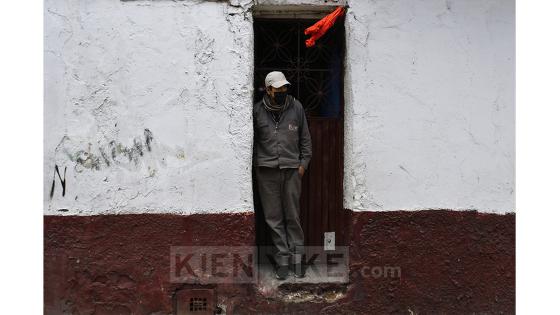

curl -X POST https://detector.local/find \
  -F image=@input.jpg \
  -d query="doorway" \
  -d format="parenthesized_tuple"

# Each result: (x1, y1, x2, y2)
(252, 14, 349, 264)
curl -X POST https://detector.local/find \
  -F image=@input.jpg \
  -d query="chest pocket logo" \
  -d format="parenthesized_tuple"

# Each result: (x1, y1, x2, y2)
(288, 123, 298, 131)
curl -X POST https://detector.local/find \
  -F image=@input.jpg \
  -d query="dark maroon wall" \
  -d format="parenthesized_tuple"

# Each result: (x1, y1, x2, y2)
(44, 210, 514, 314)
(333, 210, 515, 314)
(44, 213, 255, 314)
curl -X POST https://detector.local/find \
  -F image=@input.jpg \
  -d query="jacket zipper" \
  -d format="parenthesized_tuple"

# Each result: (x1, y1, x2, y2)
(268, 96, 290, 134)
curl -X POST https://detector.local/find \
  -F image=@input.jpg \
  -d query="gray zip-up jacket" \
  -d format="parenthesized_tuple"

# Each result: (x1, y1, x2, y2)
(253, 95, 312, 170)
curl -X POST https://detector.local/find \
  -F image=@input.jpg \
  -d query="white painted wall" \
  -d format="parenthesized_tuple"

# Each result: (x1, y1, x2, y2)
(44, 0, 514, 215)
(44, 0, 255, 214)
(343, 0, 515, 213)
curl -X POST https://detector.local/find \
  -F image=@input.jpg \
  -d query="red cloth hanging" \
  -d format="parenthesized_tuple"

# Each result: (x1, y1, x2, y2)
(304, 6, 346, 48)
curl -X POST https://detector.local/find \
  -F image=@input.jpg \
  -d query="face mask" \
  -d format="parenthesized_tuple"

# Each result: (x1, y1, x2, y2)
(273, 91, 288, 105)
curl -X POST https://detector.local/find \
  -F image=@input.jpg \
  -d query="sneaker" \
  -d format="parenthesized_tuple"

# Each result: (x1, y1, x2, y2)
(292, 263, 306, 278)
(275, 264, 289, 280)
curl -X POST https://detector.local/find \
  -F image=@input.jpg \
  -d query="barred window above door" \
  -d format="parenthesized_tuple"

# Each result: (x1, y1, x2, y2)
(253, 18, 345, 118)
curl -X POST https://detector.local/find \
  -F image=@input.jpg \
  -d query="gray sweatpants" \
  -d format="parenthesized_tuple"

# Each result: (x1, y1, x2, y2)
(256, 166, 305, 266)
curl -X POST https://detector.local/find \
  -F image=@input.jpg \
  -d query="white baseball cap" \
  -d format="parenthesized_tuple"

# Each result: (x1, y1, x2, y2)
(265, 71, 291, 88)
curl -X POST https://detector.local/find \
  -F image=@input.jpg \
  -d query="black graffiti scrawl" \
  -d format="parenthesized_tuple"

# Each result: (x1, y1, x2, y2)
(71, 128, 155, 171)
(50, 164, 67, 199)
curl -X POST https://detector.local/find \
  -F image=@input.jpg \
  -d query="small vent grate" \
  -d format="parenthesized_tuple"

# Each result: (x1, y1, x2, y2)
(176, 288, 215, 315)
(189, 297, 207, 312)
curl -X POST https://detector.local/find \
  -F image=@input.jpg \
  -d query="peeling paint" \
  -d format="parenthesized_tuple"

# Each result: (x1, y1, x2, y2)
(44, 0, 255, 215)
(342, 0, 514, 213)
(45, 0, 514, 215)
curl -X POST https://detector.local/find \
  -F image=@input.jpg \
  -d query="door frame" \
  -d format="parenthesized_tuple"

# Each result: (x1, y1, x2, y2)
(251, 7, 349, 264)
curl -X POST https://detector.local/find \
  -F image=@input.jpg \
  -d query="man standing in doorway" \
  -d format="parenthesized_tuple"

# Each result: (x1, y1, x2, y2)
(253, 71, 312, 280)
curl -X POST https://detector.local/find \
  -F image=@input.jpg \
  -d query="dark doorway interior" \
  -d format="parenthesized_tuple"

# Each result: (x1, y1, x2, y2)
(252, 16, 349, 264)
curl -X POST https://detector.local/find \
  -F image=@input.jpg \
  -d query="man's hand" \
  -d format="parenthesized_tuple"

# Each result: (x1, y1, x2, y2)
(298, 165, 305, 178)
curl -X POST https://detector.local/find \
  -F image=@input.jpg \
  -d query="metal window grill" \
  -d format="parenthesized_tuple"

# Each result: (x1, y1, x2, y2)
(253, 18, 345, 118)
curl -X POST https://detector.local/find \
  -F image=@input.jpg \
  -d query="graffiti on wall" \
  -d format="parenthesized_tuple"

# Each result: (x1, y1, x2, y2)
(49, 164, 67, 199)
(57, 128, 157, 173)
